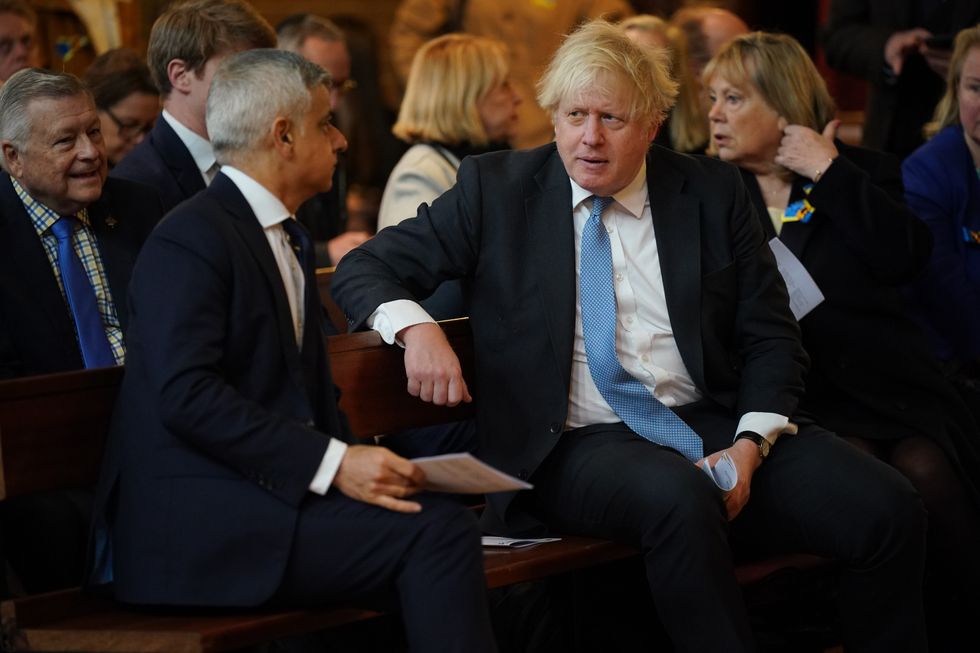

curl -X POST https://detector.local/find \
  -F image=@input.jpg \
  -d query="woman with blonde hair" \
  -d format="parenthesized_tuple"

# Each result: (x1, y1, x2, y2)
(704, 31, 980, 647)
(378, 33, 519, 318)
(621, 14, 707, 153)
(902, 25, 980, 395)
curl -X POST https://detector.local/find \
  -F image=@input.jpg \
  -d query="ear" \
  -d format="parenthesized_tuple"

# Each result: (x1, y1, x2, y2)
(2, 142, 23, 178)
(167, 59, 193, 95)
(271, 117, 294, 157)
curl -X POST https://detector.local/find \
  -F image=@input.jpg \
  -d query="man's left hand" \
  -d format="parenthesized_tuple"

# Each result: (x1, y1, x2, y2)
(699, 438, 764, 520)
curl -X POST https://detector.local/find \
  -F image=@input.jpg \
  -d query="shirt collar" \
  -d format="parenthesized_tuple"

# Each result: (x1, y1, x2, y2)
(12, 177, 91, 237)
(568, 161, 648, 219)
(162, 109, 216, 178)
(221, 166, 292, 229)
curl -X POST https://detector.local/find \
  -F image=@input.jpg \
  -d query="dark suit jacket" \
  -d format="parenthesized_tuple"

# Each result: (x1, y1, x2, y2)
(821, 0, 980, 157)
(91, 173, 350, 606)
(903, 125, 980, 364)
(332, 143, 807, 535)
(0, 173, 162, 378)
(110, 117, 205, 214)
(742, 143, 980, 507)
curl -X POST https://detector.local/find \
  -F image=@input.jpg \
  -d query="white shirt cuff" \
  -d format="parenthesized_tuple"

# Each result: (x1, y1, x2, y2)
(735, 412, 798, 445)
(368, 299, 435, 346)
(308, 438, 349, 495)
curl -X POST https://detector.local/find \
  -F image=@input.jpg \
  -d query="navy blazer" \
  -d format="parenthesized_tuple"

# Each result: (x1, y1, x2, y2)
(333, 143, 807, 535)
(110, 117, 205, 214)
(0, 173, 162, 378)
(91, 173, 350, 606)
(903, 125, 980, 364)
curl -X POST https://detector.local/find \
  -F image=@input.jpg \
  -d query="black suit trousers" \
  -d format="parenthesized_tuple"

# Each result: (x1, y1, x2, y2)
(527, 421, 927, 653)
(271, 489, 496, 653)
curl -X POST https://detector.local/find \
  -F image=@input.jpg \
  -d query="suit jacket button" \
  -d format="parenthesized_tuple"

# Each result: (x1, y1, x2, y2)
(518, 469, 528, 480)
(549, 422, 561, 434)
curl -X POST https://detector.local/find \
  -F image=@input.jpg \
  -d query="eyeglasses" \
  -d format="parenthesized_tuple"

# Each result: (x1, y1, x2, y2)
(327, 78, 357, 96)
(104, 108, 154, 140)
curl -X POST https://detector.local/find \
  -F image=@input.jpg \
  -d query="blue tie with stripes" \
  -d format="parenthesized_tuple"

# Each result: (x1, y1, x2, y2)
(579, 196, 703, 461)
(50, 216, 115, 369)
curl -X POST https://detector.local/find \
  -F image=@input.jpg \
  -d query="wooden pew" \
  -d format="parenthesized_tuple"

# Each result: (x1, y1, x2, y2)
(0, 319, 829, 652)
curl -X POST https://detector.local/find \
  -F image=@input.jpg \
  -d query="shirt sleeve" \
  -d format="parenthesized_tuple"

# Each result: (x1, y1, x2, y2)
(308, 438, 349, 494)
(369, 299, 436, 345)
(736, 412, 798, 445)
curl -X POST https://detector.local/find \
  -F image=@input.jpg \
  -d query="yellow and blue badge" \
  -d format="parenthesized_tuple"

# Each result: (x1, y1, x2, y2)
(963, 227, 980, 245)
(782, 183, 815, 224)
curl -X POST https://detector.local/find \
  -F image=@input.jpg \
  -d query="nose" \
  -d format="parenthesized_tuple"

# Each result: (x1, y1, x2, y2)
(331, 125, 348, 154)
(707, 97, 723, 122)
(582, 114, 603, 146)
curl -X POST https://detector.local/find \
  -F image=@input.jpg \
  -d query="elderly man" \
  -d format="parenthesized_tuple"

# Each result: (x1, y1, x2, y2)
(0, 0, 36, 84)
(334, 20, 928, 652)
(277, 13, 370, 266)
(0, 68, 160, 598)
(0, 69, 161, 378)
(87, 49, 496, 653)
(110, 0, 276, 211)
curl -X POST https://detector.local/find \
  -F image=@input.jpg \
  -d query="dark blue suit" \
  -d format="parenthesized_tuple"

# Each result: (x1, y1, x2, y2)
(110, 117, 205, 214)
(334, 144, 928, 651)
(903, 125, 980, 365)
(88, 173, 494, 651)
(0, 171, 161, 597)
(0, 173, 162, 378)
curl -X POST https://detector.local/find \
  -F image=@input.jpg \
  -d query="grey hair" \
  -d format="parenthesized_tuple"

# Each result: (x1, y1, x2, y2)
(0, 68, 92, 153)
(206, 49, 330, 161)
(276, 13, 345, 53)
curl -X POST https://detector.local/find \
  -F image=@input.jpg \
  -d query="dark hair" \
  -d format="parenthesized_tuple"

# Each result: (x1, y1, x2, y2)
(82, 48, 158, 110)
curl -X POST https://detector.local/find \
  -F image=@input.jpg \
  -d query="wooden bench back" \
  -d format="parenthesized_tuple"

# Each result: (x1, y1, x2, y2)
(0, 320, 474, 502)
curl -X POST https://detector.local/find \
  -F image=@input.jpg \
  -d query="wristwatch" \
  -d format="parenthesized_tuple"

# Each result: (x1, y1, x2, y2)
(735, 431, 771, 460)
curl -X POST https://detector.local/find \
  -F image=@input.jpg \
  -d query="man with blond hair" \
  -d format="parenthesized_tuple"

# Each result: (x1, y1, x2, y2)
(335, 19, 929, 652)
(110, 0, 276, 211)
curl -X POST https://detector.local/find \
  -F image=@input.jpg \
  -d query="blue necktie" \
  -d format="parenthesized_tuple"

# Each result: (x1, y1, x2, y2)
(50, 216, 116, 369)
(579, 196, 703, 461)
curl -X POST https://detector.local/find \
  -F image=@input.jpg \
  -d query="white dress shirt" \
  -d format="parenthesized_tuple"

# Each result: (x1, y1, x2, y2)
(161, 110, 219, 186)
(369, 164, 794, 451)
(222, 166, 347, 493)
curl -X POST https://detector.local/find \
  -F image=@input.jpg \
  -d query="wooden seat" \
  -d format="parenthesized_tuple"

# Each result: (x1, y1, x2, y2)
(0, 319, 832, 652)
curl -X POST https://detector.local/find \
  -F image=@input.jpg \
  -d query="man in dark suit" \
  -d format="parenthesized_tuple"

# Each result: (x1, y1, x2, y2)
(334, 20, 928, 652)
(110, 0, 277, 212)
(0, 68, 160, 597)
(89, 50, 496, 652)
(0, 68, 161, 378)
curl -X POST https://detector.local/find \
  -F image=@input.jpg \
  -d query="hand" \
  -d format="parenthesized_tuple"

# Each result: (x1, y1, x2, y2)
(327, 230, 371, 265)
(333, 444, 425, 512)
(399, 322, 472, 406)
(775, 120, 840, 182)
(921, 44, 952, 79)
(697, 439, 762, 520)
(884, 28, 931, 76)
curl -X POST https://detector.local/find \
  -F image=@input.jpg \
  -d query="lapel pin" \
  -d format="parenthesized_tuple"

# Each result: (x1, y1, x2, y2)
(105, 216, 118, 230)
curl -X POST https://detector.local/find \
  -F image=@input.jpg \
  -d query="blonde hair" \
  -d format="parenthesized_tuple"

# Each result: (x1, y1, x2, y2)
(925, 24, 980, 138)
(392, 33, 509, 146)
(538, 19, 678, 130)
(703, 32, 835, 132)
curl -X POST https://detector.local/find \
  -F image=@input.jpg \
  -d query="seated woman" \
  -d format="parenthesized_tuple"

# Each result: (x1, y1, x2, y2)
(903, 25, 980, 403)
(703, 31, 980, 642)
(83, 48, 160, 167)
(377, 33, 519, 319)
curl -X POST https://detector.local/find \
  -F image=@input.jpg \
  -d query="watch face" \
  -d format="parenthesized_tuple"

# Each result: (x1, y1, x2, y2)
(759, 439, 771, 458)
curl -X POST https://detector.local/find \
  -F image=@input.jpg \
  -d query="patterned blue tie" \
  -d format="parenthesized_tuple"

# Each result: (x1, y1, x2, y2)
(50, 216, 116, 369)
(579, 196, 703, 461)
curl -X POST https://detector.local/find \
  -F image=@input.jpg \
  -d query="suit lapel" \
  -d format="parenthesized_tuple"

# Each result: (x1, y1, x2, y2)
(87, 190, 135, 330)
(153, 119, 207, 200)
(525, 150, 576, 388)
(209, 174, 307, 391)
(0, 175, 80, 362)
(646, 149, 705, 391)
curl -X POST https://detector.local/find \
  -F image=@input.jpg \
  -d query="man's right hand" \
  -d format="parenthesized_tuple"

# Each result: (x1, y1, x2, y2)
(333, 445, 426, 513)
(884, 28, 931, 76)
(399, 322, 472, 406)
